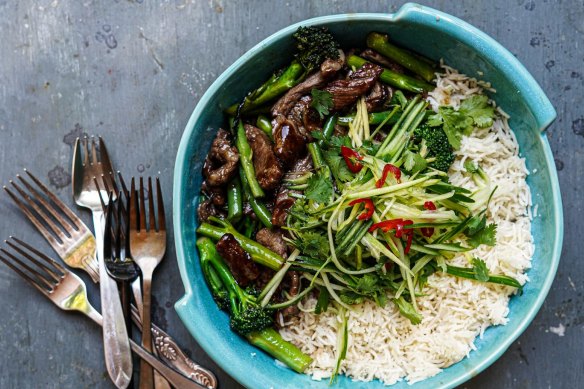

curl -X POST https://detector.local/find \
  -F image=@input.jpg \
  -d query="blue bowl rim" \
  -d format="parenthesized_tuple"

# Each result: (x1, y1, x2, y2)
(173, 3, 563, 388)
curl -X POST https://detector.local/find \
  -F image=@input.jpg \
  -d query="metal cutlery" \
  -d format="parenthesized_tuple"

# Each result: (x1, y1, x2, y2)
(72, 136, 132, 388)
(0, 237, 206, 389)
(129, 177, 167, 389)
(103, 191, 140, 345)
(3, 169, 99, 282)
(3, 168, 217, 388)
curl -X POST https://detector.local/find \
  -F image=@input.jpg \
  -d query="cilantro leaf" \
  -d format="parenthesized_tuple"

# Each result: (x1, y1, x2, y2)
(328, 135, 352, 150)
(340, 291, 365, 305)
(468, 223, 497, 247)
(295, 230, 329, 257)
(427, 95, 495, 149)
(310, 89, 334, 119)
(305, 173, 333, 204)
(393, 296, 422, 325)
(323, 149, 354, 182)
(404, 150, 428, 173)
(459, 95, 495, 128)
(355, 273, 381, 293)
(471, 258, 490, 282)
(465, 214, 487, 236)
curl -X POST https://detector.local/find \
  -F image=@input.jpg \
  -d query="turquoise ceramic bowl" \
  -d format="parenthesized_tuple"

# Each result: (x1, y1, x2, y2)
(173, 3, 563, 388)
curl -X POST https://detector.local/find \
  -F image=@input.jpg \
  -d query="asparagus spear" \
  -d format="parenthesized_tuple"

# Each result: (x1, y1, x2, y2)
(366, 32, 436, 82)
(346, 55, 434, 93)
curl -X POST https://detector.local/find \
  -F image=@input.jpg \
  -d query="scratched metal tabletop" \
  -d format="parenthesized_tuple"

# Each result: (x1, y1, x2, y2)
(0, 1, 580, 388)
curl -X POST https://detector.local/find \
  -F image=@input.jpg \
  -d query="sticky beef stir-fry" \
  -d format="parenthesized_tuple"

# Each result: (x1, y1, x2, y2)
(195, 26, 523, 380)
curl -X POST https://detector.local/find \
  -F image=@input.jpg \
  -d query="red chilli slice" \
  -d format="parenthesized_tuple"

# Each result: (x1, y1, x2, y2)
(376, 164, 401, 188)
(348, 198, 374, 221)
(340, 146, 364, 173)
(421, 201, 437, 237)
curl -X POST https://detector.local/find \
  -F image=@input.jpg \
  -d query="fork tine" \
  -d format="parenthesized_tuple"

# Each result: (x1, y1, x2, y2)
(24, 170, 82, 231)
(147, 177, 156, 232)
(4, 186, 59, 248)
(0, 246, 55, 290)
(6, 237, 66, 280)
(0, 249, 51, 296)
(129, 178, 138, 231)
(104, 192, 114, 260)
(156, 177, 165, 232)
(98, 137, 116, 176)
(90, 137, 98, 165)
(123, 191, 131, 255)
(5, 181, 68, 243)
(115, 194, 123, 260)
(95, 176, 108, 213)
(118, 172, 129, 200)
(139, 177, 147, 231)
(82, 137, 90, 166)
(17, 173, 76, 235)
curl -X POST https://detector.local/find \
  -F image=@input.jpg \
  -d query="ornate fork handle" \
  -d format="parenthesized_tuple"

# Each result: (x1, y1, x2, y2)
(131, 306, 217, 389)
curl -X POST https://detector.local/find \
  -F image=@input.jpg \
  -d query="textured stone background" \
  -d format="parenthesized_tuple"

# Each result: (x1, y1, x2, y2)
(0, 1, 581, 388)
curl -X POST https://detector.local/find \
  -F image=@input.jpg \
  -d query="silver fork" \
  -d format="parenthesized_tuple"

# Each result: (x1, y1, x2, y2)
(0, 237, 206, 389)
(5, 169, 217, 388)
(3, 169, 99, 282)
(129, 177, 167, 389)
(71, 136, 132, 388)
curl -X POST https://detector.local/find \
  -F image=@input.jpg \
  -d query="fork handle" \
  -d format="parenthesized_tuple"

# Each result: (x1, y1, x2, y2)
(85, 307, 207, 389)
(139, 269, 155, 389)
(93, 210, 133, 389)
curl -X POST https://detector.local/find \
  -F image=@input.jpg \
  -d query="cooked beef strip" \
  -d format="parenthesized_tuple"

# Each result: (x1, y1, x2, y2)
(201, 180, 226, 206)
(272, 155, 314, 226)
(360, 49, 407, 74)
(272, 116, 308, 167)
(197, 199, 224, 222)
(215, 233, 259, 287)
(244, 124, 283, 191)
(365, 82, 392, 112)
(271, 57, 344, 118)
(271, 57, 345, 167)
(202, 129, 239, 187)
(323, 62, 383, 112)
(287, 95, 322, 137)
(255, 228, 288, 258)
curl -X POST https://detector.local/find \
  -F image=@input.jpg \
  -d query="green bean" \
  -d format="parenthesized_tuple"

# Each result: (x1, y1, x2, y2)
(227, 177, 243, 223)
(236, 121, 265, 198)
(197, 217, 284, 270)
(239, 166, 273, 229)
(337, 110, 400, 127)
(256, 115, 273, 140)
(318, 114, 338, 147)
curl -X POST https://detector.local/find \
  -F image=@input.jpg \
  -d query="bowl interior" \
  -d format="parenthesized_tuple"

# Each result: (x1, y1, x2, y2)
(173, 5, 561, 389)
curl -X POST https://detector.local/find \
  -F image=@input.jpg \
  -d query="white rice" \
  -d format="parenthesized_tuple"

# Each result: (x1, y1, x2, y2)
(279, 65, 534, 385)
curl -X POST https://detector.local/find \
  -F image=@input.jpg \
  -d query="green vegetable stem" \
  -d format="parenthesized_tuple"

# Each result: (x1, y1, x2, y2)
(227, 177, 243, 223)
(196, 237, 312, 373)
(197, 217, 284, 270)
(236, 121, 265, 198)
(366, 32, 436, 83)
(239, 165, 273, 229)
(346, 55, 434, 93)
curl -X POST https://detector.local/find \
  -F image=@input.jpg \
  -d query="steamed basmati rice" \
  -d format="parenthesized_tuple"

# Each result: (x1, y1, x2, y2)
(279, 65, 534, 385)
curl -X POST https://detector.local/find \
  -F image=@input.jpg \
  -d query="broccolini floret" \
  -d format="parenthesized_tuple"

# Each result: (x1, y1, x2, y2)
(414, 123, 455, 172)
(293, 26, 340, 73)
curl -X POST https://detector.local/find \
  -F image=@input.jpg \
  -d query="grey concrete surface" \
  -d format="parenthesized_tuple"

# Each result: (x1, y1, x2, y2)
(0, 1, 581, 388)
